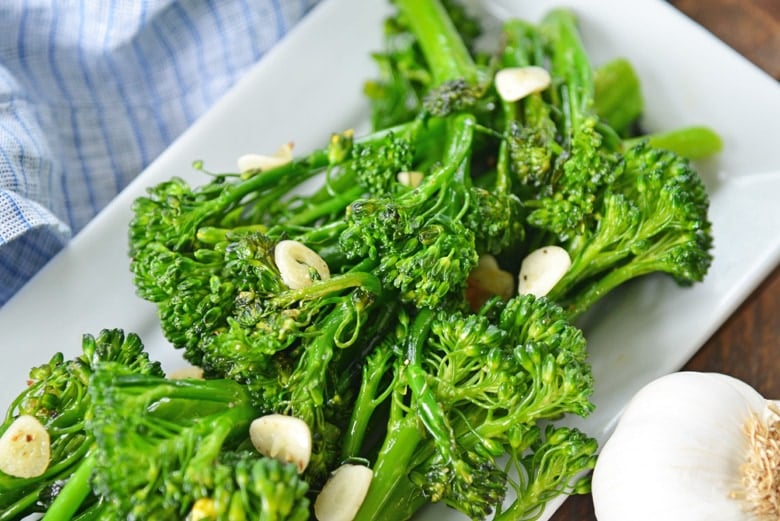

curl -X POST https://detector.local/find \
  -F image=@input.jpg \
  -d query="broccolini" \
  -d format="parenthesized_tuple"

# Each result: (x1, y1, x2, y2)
(0, 0, 722, 519)
(86, 366, 309, 520)
(0, 329, 163, 521)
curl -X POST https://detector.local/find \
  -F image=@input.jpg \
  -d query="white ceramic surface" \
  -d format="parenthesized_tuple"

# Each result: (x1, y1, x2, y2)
(2, 1, 779, 519)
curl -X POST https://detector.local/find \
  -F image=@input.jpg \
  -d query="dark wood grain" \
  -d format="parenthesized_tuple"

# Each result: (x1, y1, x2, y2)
(673, 0, 780, 80)
(551, 1, 780, 519)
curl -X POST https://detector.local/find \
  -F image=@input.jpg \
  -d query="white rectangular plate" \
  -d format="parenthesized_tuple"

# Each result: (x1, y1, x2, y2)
(2, 0, 779, 519)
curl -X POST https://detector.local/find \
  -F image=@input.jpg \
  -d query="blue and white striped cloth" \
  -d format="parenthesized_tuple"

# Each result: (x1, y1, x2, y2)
(0, 0, 321, 306)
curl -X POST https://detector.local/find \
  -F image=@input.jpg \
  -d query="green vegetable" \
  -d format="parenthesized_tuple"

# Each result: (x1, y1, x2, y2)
(626, 125, 724, 160)
(593, 57, 644, 136)
(86, 367, 308, 520)
(128, 128, 398, 483)
(364, 0, 484, 129)
(0, 329, 163, 521)
(593, 57, 723, 159)
(502, 8, 714, 318)
(348, 294, 597, 521)
(2, 1, 723, 519)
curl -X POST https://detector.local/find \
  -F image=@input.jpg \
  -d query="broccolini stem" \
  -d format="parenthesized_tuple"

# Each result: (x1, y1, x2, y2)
(492, 428, 597, 521)
(284, 295, 383, 480)
(284, 184, 365, 226)
(270, 270, 382, 309)
(353, 417, 429, 521)
(0, 489, 40, 521)
(394, 0, 478, 85)
(405, 113, 475, 209)
(403, 309, 462, 473)
(41, 453, 96, 521)
(117, 373, 251, 406)
(557, 241, 694, 319)
(396, 0, 477, 85)
(495, 19, 535, 194)
(540, 8, 595, 132)
(341, 346, 395, 459)
(71, 505, 105, 521)
(295, 219, 348, 244)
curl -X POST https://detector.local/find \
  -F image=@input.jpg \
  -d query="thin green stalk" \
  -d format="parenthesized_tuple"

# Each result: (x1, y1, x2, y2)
(341, 347, 395, 459)
(353, 417, 428, 521)
(270, 270, 382, 309)
(0, 489, 42, 521)
(284, 184, 365, 226)
(403, 309, 462, 471)
(394, 0, 477, 85)
(41, 454, 96, 521)
(539, 9, 595, 135)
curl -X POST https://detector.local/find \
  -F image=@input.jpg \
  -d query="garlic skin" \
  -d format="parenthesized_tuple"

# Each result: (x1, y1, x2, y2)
(592, 371, 770, 521)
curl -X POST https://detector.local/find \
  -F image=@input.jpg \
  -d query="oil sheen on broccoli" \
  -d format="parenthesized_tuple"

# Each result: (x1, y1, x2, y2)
(0, 0, 719, 520)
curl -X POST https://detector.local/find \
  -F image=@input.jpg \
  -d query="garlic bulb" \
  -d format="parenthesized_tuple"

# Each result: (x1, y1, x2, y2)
(592, 371, 779, 521)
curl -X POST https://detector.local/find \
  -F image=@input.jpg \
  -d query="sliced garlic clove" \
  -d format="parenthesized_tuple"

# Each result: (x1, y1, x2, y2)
(237, 142, 294, 173)
(314, 463, 374, 521)
(237, 153, 287, 173)
(167, 364, 204, 380)
(466, 253, 515, 311)
(274, 239, 331, 290)
(517, 245, 571, 297)
(396, 171, 424, 188)
(0, 414, 50, 478)
(249, 414, 312, 473)
(495, 66, 552, 102)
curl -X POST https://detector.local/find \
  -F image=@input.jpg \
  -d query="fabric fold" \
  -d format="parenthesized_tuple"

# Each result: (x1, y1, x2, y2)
(0, 0, 321, 306)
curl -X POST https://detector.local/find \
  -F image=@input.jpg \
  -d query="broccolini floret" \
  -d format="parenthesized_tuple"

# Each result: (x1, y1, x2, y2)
(340, 113, 481, 310)
(501, 8, 715, 318)
(85, 367, 309, 521)
(106, 0, 721, 519)
(344, 294, 595, 521)
(129, 128, 407, 483)
(0, 329, 163, 521)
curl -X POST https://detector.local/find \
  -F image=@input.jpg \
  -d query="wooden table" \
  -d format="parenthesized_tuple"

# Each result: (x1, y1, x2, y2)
(552, 1, 780, 519)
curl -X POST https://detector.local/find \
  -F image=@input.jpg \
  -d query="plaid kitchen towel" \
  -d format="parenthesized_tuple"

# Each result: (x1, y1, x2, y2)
(0, 0, 321, 306)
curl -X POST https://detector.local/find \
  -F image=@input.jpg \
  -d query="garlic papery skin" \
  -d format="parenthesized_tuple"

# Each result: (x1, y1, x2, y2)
(592, 371, 775, 521)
